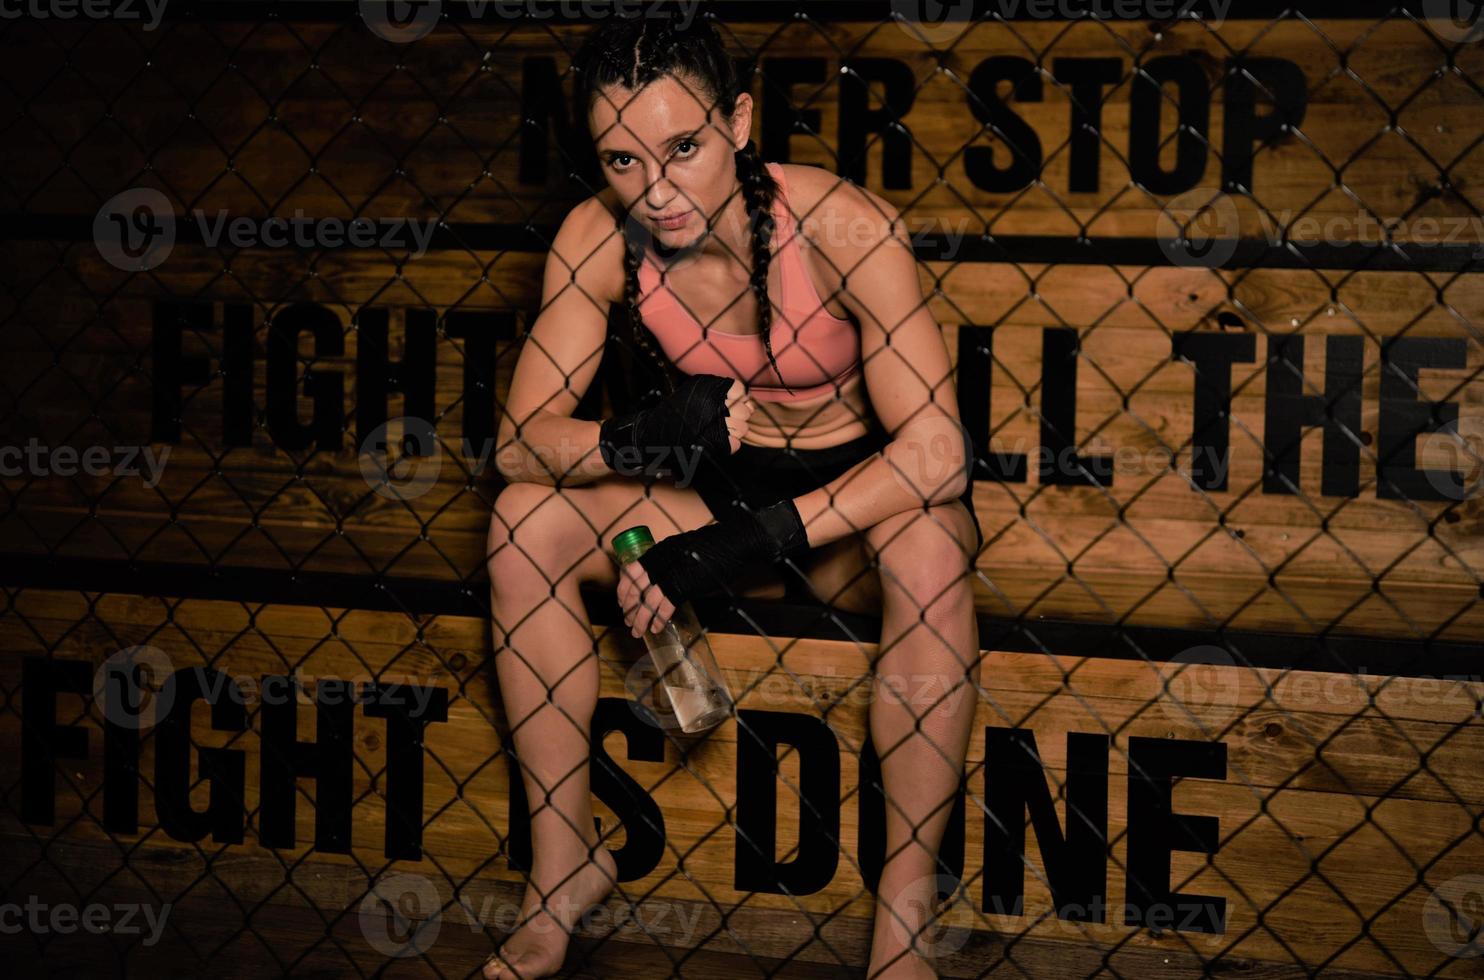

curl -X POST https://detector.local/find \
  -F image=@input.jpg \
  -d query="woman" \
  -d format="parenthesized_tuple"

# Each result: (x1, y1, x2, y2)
(484, 14, 982, 979)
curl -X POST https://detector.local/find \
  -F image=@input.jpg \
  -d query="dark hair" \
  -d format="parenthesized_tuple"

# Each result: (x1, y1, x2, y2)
(571, 14, 793, 400)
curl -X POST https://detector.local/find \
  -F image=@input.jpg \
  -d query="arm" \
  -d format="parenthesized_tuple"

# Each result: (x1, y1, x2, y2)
(494, 197, 620, 487)
(789, 180, 970, 549)
(497, 199, 751, 487)
(621, 182, 971, 636)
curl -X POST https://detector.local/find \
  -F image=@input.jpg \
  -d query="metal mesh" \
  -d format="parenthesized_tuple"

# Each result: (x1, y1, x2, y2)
(1, 2, 1482, 978)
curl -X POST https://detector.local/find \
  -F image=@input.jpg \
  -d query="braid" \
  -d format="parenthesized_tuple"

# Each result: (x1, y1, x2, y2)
(573, 16, 794, 399)
(734, 138, 793, 397)
(620, 215, 676, 400)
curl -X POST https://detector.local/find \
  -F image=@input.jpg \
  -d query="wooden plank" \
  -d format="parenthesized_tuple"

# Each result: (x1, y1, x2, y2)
(4, 19, 1482, 229)
(3, 14, 1480, 641)
(7, 253, 1484, 346)
(3, 590, 1483, 975)
(0, 832, 1432, 980)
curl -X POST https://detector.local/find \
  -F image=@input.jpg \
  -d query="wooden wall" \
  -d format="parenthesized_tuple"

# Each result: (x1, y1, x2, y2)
(0, 14, 1481, 638)
(4, 588, 1483, 977)
(1, 7, 1482, 977)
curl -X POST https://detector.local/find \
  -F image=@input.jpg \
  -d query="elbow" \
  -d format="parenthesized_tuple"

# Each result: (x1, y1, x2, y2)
(884, 445, 967, 504)
(492, 426, 549, 486)
(882, 434, 970, 506)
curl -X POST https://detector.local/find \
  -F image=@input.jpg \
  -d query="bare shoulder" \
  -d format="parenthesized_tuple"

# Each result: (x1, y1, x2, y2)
(778, 163, 906, 269)
(550, 190, 627, 307)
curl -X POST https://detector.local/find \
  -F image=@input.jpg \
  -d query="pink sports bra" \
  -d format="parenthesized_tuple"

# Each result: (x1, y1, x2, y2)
(634, 161, 860, 403)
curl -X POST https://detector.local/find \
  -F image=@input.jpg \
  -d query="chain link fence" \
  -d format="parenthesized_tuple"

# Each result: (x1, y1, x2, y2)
(1, 1, 1482, 977)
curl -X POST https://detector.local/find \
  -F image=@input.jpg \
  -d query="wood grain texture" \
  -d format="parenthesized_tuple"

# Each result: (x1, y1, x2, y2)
(3, 590, 1482, 976)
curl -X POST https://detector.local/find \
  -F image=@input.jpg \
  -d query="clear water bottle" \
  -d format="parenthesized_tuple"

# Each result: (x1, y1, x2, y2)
(611, 525, 734, 733)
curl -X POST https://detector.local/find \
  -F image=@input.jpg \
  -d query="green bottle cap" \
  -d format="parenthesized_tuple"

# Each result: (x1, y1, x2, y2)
(611, 525, 654, 564)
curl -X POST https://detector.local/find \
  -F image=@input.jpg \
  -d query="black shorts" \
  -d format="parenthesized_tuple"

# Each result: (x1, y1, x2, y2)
(684, 424, 984, 573)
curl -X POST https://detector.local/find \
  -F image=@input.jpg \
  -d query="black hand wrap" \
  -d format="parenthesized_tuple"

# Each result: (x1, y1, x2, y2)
(598, 373, 735, 485)
(636, 498, 810, 611)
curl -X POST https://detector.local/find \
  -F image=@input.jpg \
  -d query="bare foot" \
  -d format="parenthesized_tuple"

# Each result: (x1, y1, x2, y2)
(481, 846, 618, 979)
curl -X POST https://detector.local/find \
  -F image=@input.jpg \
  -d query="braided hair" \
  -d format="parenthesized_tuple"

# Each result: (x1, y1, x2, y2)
(571, 14, 793, 401)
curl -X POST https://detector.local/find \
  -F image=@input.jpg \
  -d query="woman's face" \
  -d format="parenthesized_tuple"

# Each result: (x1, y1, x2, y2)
(588, 72, 750, 248)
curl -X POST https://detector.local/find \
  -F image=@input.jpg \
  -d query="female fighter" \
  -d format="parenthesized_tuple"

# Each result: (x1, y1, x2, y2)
(484, 14, 983, 979)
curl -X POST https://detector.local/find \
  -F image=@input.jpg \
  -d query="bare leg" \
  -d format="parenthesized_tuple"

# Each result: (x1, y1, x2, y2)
(863, 504, 980, 980)
(481, 478, 717, 979)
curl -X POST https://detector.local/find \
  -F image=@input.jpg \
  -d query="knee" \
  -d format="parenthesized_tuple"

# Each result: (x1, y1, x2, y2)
(488, 481, 574, 581)
(869, 502, 976, 614)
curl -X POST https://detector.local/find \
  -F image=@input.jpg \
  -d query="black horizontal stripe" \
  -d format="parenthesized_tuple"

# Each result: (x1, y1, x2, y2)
(151, 1, 1423, 25)
(1, 555, 1475, 678)
(6, 212, 1480, 271)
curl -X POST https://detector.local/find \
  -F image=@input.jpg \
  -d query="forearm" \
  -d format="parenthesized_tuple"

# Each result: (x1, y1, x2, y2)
(631, 428, 967, 614)
(793, 434, 969, 549)
(494, 412, 611, 486)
